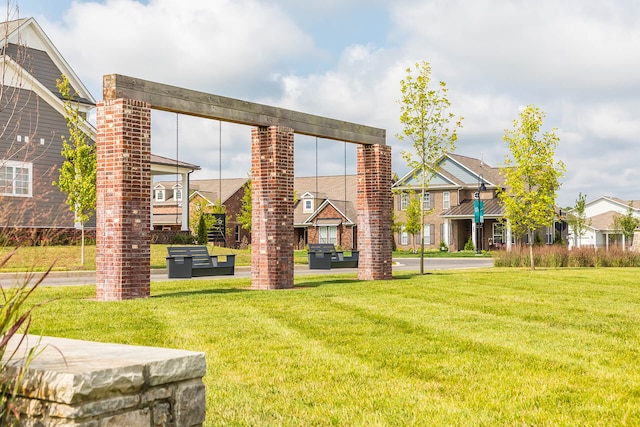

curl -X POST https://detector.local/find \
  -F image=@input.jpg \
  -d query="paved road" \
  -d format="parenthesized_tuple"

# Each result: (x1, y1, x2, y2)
(0, 257, 493, 287)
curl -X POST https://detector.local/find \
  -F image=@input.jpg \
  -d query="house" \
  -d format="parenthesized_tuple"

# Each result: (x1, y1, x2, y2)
(393, 153, 571, 252)
(393, 153, 508, 252)
(1, 17, 198, 242)
(151, 174, 359, 250)
(567, 196, 640, 250)
(294, 175, 358, 250)
(1, 17, 95, 234)
(152, 177, 250, 247)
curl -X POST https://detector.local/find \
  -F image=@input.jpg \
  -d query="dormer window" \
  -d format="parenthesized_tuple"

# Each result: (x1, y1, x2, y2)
(173, 184, 183, 202)
(301, 192, 314, 213)
(154, 184, 165, 202)
(304, 198, 313, 213)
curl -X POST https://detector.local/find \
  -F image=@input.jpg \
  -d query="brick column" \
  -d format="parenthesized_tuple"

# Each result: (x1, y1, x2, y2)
(95, 99, 151, 301)
(251, 126, 295, 290)
(357, 144, 392, 280)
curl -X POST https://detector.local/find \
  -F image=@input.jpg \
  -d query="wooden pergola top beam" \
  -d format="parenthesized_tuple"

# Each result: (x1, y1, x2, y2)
(103, 74, 386, 145)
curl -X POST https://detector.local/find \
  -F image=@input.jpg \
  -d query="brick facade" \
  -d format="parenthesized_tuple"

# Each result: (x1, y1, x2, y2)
(95, 99, 151, 301)
(251, 126, 295, 290)
(304, 203, 355, 249)
(357, 144, 392, 280)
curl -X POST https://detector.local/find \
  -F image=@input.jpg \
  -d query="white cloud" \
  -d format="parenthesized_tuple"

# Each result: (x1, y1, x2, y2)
(46, 0, 315, 98)
(29, 0, 640, 206)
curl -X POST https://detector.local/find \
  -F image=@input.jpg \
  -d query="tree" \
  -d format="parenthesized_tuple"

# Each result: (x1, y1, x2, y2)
(237, 178, 252, 232)
(196, 211, 208, 245)
(53, 75, 96, 265)
(567, 192, 590, 248)
(397, 61, 462, 274)
(611, 203, 640, 251)
(497, 105, 565, 269)
(404, 195, 421, 253)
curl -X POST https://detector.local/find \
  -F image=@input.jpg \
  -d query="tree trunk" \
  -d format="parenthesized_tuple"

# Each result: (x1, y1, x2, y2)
(529, 229, 535, 270)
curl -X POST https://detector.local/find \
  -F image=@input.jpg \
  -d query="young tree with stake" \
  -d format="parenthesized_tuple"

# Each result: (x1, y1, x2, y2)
(53, 75, 96, 266)
(397, 61, 462, 274)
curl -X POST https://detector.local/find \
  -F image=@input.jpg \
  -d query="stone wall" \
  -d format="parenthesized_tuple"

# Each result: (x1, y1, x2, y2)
(3, 335, 206, 426)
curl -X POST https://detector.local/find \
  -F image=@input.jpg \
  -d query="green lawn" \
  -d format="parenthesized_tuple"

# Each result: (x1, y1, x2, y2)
(25, 268, 640, 426)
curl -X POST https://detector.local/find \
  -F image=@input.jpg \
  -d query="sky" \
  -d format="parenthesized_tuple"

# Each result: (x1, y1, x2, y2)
(14, 0, 640, 207)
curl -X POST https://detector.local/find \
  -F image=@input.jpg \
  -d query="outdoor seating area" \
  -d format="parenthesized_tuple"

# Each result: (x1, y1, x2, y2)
(166, 246, 235, 278)
(307, 243, 359, 270)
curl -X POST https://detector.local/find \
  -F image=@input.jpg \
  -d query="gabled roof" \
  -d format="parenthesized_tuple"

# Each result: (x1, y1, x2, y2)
(293, 175, 358, 226)
(302, 199, 355, 226)
(189, 178, 249, 205)
(2, 18, 95, 105)
(393, 152, 505, 190)
(584, 196, 640, 212)
(588, 211, 618, 231)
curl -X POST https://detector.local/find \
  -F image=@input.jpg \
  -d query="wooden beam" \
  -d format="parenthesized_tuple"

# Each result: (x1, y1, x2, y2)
(103, 74, 386, 145)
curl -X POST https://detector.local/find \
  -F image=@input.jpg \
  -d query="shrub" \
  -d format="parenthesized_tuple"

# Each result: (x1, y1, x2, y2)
(464, 238, 475, 251)
(172, 233, 195, 245)
(494, 245, 640, 268)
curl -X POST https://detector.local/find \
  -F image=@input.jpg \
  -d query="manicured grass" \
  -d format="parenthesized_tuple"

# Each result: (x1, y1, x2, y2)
(25, 268, 640, 426)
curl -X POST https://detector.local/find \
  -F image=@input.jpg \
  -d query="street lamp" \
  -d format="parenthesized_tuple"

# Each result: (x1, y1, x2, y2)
(474, 178, 486, 254)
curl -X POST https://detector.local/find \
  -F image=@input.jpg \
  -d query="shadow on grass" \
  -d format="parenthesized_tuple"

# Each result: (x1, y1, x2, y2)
(294, 277, 363, 288)
(152, 287, 248, 298)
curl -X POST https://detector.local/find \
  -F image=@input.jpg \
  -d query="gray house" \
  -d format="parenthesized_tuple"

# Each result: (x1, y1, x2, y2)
(1, 18, 201, 244)
(1, 17, 95, 234)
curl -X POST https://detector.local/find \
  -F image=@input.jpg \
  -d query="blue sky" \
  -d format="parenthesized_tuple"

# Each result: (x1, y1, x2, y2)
(13, 0, 640, 207)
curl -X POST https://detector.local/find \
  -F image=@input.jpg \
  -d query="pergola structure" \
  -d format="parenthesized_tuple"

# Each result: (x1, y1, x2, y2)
(96, 74, 392, 300)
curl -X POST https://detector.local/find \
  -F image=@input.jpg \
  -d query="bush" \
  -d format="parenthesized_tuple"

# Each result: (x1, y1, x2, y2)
(464, 238, 475, 251)
(494, 245, 640, 268)
(172, 233, 195, 245)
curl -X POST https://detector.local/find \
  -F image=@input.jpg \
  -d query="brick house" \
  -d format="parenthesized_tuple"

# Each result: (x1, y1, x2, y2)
(293, 175, 358, 250)
(152, 174, 358, 250)
(152, 177, 250, 247)
(393, 153, 507, 252)
(393, 153, 571, 251)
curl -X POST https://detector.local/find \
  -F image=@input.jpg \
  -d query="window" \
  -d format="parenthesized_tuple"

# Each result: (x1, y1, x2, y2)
(443, 191, 450, 209)
(235, 225, 241, 242)
(400, 225, 408, 245)
(304, 198, 314, 213)
(421, 192, 431, 210)
(173, 184, 182, 202)
(319, 226, 337, 244)
(492, 223, 505, 245)
(154, 186, 165, 202)
(0, 161, 32, 197)
(422, 224, 435, 245)
(400, 193, 409, 210)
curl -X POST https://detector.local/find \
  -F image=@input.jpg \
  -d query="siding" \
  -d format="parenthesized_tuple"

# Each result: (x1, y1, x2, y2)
(4, 43, 92, 105)
(1, 86, 76, 228)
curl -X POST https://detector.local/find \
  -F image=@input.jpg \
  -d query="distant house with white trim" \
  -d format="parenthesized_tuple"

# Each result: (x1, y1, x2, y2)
(567, 196, 640, 250)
